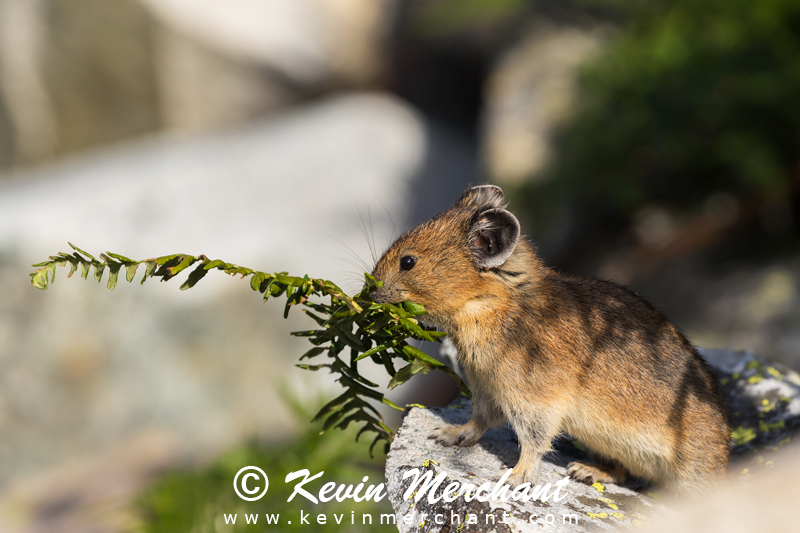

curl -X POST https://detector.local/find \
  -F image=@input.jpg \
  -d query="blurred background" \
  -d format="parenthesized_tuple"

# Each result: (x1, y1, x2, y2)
(0, 0, 798, 531)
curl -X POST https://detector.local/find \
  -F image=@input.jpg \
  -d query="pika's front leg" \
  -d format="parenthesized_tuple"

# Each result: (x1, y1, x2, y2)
(430, 397, 504, 447)
(504, 412, 562, 487)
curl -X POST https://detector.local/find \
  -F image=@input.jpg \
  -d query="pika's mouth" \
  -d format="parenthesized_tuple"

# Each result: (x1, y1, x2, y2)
(367, 286, 397, 304)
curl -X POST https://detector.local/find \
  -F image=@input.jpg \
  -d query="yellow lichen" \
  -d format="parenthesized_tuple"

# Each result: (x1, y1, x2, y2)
(766, 367, 782, 379)
(599, 497, 619, 509)
(741, 468, 750, 475)
(720, 377, 729, 386)
(610, 513, 625, 520)
(766, 461, 774, 468)
(758, 419, 785, 433)
(732, 372, 741, 380)
(408, 403, 427, 409)
(591, 481, 606, 493)
(748, 375, 764, 384)
(746, 360, 762, 372)
(631, 519, 645, 528)
(731, 426, 757, 446)
(587, 512, 608, 519)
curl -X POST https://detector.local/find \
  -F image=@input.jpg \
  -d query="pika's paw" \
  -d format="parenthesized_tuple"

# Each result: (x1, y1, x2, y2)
(567, 461, 627, 485)
(502, 468, 537, 488)
(428, 424, 481, 447)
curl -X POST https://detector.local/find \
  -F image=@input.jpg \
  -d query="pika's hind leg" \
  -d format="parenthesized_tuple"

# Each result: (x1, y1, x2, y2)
(567, 454, 628, 486)
(430, 396, 504, 447)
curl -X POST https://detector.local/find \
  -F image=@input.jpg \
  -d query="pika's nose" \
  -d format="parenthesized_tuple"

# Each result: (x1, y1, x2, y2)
(368, 287, 386, 303)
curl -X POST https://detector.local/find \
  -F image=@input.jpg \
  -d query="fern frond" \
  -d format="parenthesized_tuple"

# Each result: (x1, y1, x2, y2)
(31, 244, 470, 455)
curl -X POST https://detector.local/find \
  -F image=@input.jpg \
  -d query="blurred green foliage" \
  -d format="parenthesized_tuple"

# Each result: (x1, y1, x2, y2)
(413, 0, 799, 260)
(413, 0, 530, 35)
(545, 0, 800, 210)
(133, 398, 392, 533)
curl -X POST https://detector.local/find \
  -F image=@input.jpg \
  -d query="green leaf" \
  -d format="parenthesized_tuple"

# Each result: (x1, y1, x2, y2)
(353, 342, 390, 362)
(105, 251, 134, 263)
(363, 272, 383, 291)
(180, 262, 209, 290)
(30, 270, 48, 290)
(334, 411, 372, 431)
(93, 263, 105, 283)
(295, 363, 330, 371)
(204, 259, 226, 270)
(124, 263, 139, 283)
(403, 301, 426, 315)
(69, 242, 98, 262)
(334, 326, 367, 351)
(311, 391, 353, 423)
(382, 398, 404, 411)
(291, 329, 325, 338)
(303, 310, 329, 327)
(401, 344, 443, 366)
(141, 261, 157, 284)
(400, 318, 435, 341)
(249, 272, 269, 292)
(164, 255, 196, 279)
(380, 352, 397, 376)
(331, 358, 379, 388)
(67, 259, 79, 278)
(300, 347, 326, 360)
(388, 358, 431, 389)
(439, 366, 472, 398)
(107, 263, 121, 290)
(338, 374, 384, 400)
(270, 283, 286, 297)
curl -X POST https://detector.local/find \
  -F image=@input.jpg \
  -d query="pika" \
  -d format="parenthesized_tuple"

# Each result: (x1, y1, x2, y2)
(370, 185, 729, 494)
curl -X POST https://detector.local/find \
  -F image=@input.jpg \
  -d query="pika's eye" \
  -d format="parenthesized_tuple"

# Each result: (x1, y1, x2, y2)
(400, 255, 417, 271)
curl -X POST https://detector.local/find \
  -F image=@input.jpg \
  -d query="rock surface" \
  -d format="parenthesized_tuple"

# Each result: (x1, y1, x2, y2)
(385, 348, 800, 531)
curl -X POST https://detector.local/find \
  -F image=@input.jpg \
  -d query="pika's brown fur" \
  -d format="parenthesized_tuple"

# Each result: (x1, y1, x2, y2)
(370, 185, 730, 494)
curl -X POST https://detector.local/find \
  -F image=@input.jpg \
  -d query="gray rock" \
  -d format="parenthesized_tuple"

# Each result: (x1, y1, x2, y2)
(385, 348, 800, 531)
(481, 20, 608, 186)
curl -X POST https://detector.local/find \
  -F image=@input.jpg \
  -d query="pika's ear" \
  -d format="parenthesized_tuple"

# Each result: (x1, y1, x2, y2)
(455, 185, 505, 210)
(468, 208, 520, 269)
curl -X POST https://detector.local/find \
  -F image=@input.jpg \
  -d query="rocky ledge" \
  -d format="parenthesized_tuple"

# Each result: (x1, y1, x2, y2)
(385, 349, 800, 532)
